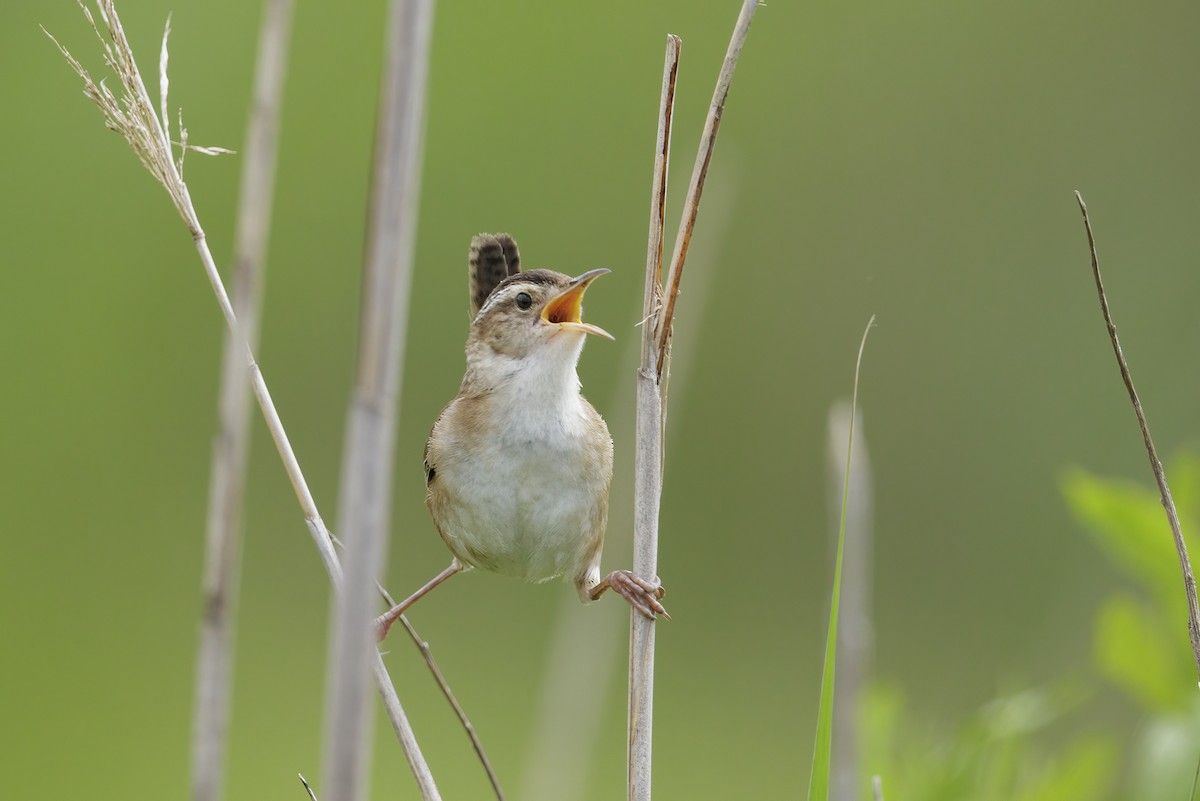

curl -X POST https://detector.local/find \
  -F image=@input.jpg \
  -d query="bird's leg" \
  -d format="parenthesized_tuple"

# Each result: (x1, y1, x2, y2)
(589, 570, 670, 621)
(375, 558, 463, 641)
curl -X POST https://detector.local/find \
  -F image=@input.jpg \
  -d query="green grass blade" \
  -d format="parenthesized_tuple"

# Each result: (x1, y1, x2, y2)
(808, 315, 876, 801)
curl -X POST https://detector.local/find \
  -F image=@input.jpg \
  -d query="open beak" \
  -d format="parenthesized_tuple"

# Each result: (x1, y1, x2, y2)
(541, 268, 614, 340)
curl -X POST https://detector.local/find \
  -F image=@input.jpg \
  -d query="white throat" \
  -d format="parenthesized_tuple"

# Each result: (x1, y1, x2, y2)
(466, 333, 588, 436)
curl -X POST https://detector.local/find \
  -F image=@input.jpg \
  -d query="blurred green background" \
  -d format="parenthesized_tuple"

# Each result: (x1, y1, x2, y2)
(5, 0, 1200, 797)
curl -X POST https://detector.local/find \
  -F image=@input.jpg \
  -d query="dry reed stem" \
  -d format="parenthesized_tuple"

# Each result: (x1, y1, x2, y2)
(654, 0, 758, 379)
(299, 774, 319, 801)
(826, 403, 873, 801)
(630, 4, 756, 797)
(191, 3, 294, 800)
(628, 34, 680, 801)
(872, 775, 884, 801)
(48, 4, 438, 798)
(320, 1, 435, 800)
(378, 586, 505, 799)
(1074, 190, 1200, 682)
(640, 37, 679, 372)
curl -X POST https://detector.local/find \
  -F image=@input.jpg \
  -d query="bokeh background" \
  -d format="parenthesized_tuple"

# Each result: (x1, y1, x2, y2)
(5, 0, 1200, 798)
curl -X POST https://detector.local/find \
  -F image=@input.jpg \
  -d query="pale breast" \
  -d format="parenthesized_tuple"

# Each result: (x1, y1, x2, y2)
(426, 393, 613, 583)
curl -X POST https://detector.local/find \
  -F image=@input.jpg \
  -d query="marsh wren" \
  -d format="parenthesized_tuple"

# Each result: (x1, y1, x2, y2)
(375, 234, 668, 640)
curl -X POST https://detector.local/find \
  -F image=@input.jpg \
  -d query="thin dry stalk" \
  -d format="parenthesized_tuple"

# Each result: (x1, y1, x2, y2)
(654, 0, 758, 379)
(826, 403, 873, 801)
(379, 587, 504, 799)
(299, 774, 320, 801)
(630, 5, 756, 799)
(872, 776, 884, 801)
(1074, 190, 1200, 681)
(640, 36, 680, 370)
(48, 4, 438, 798)
(191, 3, 294, 801)
(628, 34, 679, 801)
(320, 1, 435, 800)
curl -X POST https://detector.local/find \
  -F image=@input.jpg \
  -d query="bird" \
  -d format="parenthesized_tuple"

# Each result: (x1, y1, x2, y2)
(375, 233, 667, 640)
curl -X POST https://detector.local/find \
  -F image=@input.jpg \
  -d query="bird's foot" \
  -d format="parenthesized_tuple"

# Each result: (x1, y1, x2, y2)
(593, 570, 670, 621)
(375, 559, 463, 642)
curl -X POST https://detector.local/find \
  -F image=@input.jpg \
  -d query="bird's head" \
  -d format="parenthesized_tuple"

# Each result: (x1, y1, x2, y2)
(469, 268, 613, 360)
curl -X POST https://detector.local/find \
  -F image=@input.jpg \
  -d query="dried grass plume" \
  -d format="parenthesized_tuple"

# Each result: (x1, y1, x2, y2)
(44, 0, 232, 235)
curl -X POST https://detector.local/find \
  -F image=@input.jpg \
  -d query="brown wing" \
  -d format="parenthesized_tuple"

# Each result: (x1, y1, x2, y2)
(469, 233, 521, 317)
(423, 404, 449, 489)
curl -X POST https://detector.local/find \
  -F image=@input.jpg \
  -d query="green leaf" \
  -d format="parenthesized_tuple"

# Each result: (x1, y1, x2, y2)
(806, 542, 841, 801)
(1015, 736, 1117, 801)
(808, 317, 874, 801)
(1094, 593, 1190, 711)
(860, 682, 1102, 801)
(1062, 467, 1180, 610)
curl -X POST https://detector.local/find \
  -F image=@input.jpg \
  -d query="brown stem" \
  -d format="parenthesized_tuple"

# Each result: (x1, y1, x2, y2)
(1074, 190, 1200, 681)
(655, 0, 759, 379)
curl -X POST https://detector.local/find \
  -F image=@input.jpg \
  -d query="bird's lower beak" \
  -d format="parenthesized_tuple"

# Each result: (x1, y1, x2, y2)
(542, 268, 614, 339)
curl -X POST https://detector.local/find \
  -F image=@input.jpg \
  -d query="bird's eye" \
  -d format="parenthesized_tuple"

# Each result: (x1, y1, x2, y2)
(515, 292, 533, 310)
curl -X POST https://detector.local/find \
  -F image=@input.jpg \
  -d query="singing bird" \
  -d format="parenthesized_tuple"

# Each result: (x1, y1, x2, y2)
(376, 234, 667, 639)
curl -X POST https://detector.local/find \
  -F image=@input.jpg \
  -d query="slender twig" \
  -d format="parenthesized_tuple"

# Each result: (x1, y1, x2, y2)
(191, 3, 293, 801)
(299, 774, 320, 801)
(655, 0, 758, 379)
(826, 403, 873, 801)
(48, 4, 439, 798)
(321, 1, 435, 800)
(629, 5, 757, 799)
(378, 586, 505, 799)
(872, 775, 884, 801)
(1074, 190, 1200, 681)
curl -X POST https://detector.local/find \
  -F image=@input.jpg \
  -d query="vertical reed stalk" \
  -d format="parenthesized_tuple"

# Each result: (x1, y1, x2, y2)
(320, 1, 435, 800)
(629, 3, 756, 797)
(191, 3, 293, 800)
(628, 33, 679, 801)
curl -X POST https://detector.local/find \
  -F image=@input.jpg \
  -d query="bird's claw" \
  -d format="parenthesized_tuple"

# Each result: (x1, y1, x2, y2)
(608, 570, 670, 621)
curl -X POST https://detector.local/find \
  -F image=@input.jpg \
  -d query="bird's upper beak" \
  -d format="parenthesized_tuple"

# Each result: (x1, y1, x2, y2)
(541, 268, 614, 340)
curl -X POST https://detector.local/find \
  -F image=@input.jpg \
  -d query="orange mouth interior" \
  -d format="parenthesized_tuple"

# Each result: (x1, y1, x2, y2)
(543, 285, 587, 324)
(540, 269, 613, 339)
